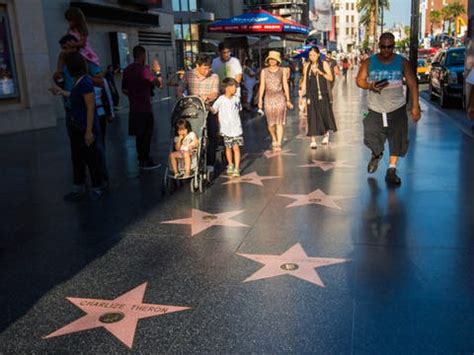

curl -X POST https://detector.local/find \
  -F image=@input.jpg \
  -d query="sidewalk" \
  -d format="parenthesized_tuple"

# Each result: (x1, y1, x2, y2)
(1, 74, 474, 353)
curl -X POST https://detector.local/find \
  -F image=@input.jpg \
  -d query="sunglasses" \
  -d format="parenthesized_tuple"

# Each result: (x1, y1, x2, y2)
(380, 45, 394, 49)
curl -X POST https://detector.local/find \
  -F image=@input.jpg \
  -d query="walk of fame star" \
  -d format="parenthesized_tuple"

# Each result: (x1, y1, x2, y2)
(237, 243, 349, 287)
(221, 172, 281, 187)
(278, 188, 351, 210)
(161, 208, 249, 236)
(44, 283, 190, 348)
(263, 149, 297, 159)
(297, 160, 355, 171)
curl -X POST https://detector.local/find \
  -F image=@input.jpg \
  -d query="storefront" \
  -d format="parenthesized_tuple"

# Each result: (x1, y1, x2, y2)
(0, 5, 18, 100)
(0, 0, 176, 135)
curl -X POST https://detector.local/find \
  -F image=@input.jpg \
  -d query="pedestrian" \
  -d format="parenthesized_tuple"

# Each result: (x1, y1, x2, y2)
(51, 35, 110, 195)
(53, 52, 104, 201)
(57, 8, 101, 76)
(258, 51, 293, 151)
(104, 64, 120, 109)
(212, 42, 243, 95)
(356, 32, 421, 186)
(211, 78, 243, 177)
(177, 54, 220, 172)
(301, 47, 336, 148)
(243, 59, 257, 110)
(342, 57, 350, 80)
(122, 45, 163, 170)
(325, 51, 340, 104)
(169, 119, 199, 178)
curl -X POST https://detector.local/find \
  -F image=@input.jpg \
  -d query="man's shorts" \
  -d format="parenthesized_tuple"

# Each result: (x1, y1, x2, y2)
(363, 105, 409, 157)
(223, 135, 244, 148)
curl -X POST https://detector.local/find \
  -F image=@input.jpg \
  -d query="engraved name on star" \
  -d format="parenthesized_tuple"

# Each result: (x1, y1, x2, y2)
(221, 171, 281, 187)
(44, 283, 190, 348)
(237, 243, 349, 287)
(278, 188, 351, 210)
(161, 208, 249, 236)
(297, 160, 355, 171)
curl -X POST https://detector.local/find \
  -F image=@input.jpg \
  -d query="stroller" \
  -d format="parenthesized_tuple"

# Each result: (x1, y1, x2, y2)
(162, 96, 209, 193)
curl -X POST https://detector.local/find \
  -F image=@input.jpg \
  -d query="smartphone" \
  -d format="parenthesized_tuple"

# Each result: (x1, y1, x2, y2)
(375, 78, 389, 86)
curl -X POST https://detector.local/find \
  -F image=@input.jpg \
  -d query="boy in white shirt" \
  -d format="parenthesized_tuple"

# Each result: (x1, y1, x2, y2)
(211, 78, 243, 177)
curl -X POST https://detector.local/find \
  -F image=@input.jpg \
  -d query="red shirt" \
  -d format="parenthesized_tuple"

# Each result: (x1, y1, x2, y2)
(122, 62, 156, 113)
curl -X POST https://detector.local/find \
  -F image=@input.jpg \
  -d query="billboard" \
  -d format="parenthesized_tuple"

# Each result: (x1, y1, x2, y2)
(309, 0, 333, 32)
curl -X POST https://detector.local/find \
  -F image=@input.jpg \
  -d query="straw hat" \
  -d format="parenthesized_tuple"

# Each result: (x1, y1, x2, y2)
(265, 51, 282, 65)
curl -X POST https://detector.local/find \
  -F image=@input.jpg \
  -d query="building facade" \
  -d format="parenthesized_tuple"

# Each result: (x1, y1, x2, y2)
(424, 0, 468, 37)
(172, 0, 214, 69)
(0, 0, 175, 134)
(243, 0, 309, 25)
(333, 0, 359, 52)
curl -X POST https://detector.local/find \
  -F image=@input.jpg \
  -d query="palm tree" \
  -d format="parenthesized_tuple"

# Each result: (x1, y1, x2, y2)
(429, 10, 442, 37)
(447, 1, 466, 36)
(441, 6, 450, 33)
(358, 0, 390, 49)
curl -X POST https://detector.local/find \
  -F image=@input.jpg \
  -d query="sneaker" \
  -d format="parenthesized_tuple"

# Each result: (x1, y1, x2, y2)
(385, 168, 401, 186)
(226, 164, 234, 176)
(140, 159, 161, 170)
(91, 187, 104, 200)
(367, 153, 382, 174)
(232, 168, 240, 177)
(310, 141, 317, 149)
(321, 134, 329, 145)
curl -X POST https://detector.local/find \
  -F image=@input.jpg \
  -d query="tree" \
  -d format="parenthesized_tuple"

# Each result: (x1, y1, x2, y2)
(358, 0, 390, 49)
(447, 1, 466, 36)
(429, 10, 442, 37)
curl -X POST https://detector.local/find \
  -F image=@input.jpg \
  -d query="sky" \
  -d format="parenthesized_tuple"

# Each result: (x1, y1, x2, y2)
(384, 0, 412, 27)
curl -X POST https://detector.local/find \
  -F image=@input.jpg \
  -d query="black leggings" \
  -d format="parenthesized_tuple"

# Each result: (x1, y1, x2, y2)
(68, 124, 103, 188)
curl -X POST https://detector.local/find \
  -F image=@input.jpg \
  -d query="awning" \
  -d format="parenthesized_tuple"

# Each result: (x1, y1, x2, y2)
(208, 10, 309, 36)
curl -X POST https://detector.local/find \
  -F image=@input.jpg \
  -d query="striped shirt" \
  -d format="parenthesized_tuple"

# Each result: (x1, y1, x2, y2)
(179, 69, 219, 102)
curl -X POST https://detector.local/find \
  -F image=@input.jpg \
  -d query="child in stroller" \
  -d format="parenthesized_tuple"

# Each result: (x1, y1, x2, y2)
(169, 119, 198, 178)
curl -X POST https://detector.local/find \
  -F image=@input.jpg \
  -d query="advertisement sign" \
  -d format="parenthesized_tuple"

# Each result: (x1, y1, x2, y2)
(309, 0, 333, 32)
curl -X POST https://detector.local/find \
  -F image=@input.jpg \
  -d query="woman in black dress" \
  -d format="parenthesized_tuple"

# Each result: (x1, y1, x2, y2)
(302, 47, 337, 149)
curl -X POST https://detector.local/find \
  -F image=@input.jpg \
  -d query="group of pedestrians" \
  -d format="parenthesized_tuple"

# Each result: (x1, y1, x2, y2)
(51, 11, 422, 204)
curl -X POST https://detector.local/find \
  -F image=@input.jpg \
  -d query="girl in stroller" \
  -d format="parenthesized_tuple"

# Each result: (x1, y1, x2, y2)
(169, 119, 199, 178)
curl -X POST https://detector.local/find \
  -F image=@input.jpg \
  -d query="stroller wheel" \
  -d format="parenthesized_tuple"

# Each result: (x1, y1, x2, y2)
(199, 177, 204, 192)
(190, 177, 197, 193)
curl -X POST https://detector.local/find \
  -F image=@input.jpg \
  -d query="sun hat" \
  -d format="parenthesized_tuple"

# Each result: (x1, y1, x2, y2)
(265, 51, 282, 65)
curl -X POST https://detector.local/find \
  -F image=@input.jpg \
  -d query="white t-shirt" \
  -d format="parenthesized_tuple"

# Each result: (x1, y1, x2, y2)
(212, 57, 243, 96)
(174, 131, 197, 152)
(212, 95, 242, 137)
(212, 57, 243, 83)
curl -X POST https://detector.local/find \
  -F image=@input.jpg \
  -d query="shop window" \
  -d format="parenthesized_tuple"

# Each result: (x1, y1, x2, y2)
(0, 6, 18, 99)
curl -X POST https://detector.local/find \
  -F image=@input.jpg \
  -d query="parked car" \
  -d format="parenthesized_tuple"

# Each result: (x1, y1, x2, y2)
(429, 47, 465, 107)
(417, 58, 430, 83)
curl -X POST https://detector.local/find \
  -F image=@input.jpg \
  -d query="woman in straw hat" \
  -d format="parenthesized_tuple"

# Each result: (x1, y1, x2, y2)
(301, 46, 336, 149)
(258, 51, 293, 151)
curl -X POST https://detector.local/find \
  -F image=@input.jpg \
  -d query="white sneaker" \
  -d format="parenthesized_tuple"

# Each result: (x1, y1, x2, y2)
(322, 134, 329, 145)
(310, 142, 317, 149)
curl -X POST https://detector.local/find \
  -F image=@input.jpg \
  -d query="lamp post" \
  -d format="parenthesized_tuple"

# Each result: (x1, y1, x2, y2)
(409, 0, 420, 77)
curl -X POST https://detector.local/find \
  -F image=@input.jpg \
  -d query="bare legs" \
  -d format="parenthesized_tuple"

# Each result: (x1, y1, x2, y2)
(169, 151, 191, 176)
(268, 124, 284, 150)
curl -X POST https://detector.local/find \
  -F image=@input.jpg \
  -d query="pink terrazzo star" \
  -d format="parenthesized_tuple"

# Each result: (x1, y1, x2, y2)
(263, 149, 297, 159)
(278, 188, 351, 210)
(297, 159, 355, 171)
(221, 171, 281, 187)
(237, 243, 349, 287)
(161, 208, 249, 236)
(44, 283, 190, 348)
